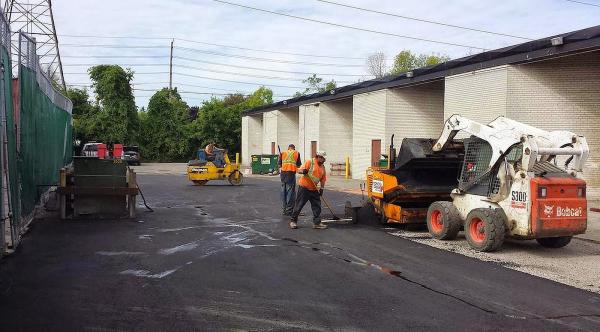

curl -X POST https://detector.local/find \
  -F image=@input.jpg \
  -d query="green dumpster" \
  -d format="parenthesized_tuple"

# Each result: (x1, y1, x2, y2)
(379, 157, 388, 168)
(251, 154, 279, 174)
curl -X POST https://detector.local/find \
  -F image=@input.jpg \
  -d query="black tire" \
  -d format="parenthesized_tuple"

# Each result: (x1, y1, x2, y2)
(193, 180, 208, 185)
(228, 171, 243, 186)
(536, 236, 572, 248)
(464, 208, 506, 252)
(426, 201, 461, 240)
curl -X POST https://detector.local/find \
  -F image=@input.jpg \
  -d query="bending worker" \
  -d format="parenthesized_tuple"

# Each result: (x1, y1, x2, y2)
(290, 151, 328, 230)
(279, 144, 302, 216)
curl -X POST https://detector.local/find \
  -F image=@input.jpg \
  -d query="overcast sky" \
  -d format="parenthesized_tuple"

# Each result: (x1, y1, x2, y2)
(52, 0, 600, 108)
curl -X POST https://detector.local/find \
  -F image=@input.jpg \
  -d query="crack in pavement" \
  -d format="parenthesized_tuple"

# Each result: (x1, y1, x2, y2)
(281, 238, 494, 314)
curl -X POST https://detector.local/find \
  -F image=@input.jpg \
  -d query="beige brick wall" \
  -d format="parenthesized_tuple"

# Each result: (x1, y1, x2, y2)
(299, 104, 320, 161)
(262, 111, 278, 154)
(386, 81, 445, 148)
(444, 66, 509, 125)
(506, 51, 600, 198)
(277, 107, 299, 152)
(352, 90, 387, 179)
(320, 99, 353, 173)
(241, 115, 263, 166)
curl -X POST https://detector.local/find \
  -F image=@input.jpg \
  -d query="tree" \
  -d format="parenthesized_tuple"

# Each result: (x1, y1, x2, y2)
(189, 87, 273, 155)
(139, 88, 191, 162)
(65, 87, 99, 145)
(88, 65, 139, 144)
(294, 74, 337, 97)
(390, 50, 450, 75)
(366, 52, 387, 78)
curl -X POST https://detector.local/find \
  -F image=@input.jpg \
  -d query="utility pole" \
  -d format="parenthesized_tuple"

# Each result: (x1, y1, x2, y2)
(169, 39, 174, 96)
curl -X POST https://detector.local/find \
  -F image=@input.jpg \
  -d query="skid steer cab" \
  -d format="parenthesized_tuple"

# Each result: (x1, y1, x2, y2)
(426, 115, 589, 252)
(187, 149, 243, 186)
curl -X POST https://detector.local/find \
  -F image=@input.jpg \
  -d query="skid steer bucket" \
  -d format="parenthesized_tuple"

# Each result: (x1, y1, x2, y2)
(388, 138, 464, 195)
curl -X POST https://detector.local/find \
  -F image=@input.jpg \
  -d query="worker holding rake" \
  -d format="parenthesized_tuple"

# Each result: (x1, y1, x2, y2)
(290, 151, 328, 230)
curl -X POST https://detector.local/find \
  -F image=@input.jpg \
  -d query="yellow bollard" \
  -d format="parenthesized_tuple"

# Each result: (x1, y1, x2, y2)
(345, 156, 350, 179)
(236, 152, 240, 165)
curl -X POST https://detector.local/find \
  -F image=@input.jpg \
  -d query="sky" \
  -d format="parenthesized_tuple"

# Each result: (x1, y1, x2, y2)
(51, 0, 600, 108)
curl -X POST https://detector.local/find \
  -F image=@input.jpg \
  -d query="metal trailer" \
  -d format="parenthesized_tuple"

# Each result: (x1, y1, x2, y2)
(57, 157, 139, 219)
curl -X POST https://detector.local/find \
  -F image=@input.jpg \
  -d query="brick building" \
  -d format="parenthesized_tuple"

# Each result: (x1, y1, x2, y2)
(242, 26, 600, 197)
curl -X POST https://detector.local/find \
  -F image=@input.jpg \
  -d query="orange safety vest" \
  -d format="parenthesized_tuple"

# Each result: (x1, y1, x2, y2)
(281, 150, 300, 172)
(298, 158, 326, 191)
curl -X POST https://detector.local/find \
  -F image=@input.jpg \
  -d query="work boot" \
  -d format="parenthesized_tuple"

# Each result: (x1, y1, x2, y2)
(312, 223, 328, 230)
(289, 221, 298, 229)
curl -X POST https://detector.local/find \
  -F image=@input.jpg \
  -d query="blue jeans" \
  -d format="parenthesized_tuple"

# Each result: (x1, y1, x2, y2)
(281, 181, 296, 215)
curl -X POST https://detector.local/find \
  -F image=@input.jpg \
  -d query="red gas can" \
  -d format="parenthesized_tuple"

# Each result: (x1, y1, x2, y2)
(113, 144, 123, 159)
(97, 144, 107, 159)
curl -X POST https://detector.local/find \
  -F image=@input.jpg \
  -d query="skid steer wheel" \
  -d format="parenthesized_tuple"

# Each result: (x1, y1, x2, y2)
(228, 171, 243, 186)
(465, 208, 506, 252)
(536, 236, 572, 248)
(426, 201, 461, 240)
(193, 180, 208, 186)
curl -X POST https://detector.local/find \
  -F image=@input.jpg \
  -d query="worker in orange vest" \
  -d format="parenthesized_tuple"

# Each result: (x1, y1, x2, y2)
(290, 151, 327, 230)
(279, 144, 302, 216)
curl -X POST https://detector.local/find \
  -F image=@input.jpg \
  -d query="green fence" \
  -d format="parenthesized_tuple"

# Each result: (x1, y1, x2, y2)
(0, 29, 72, 255)
(19, 66, 73, 218)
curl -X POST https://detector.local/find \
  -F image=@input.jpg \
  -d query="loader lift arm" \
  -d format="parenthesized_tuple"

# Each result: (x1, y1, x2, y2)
(433, 114, 589, 173)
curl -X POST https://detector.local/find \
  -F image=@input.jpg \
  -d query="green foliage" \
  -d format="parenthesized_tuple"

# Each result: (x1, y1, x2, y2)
(71, 68, 273, 161)
(294, 74, 337, 97)
(189, 87, 273, 156)
(139, 88, 191, 162)
(66, 87, 100, 144)
(390, 50, 450, 75)
(88, 65, 139, 144)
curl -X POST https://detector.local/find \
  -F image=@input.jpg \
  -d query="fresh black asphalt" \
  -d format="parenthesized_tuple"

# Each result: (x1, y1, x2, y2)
(1, 174, 600, 331)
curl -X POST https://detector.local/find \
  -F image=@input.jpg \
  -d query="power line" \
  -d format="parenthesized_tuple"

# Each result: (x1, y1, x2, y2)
(61, 44, 167, 49)
(211, 0, 487, 50)
(564, 0, 600, 7)
(59, 34, 367, 60)
(61, 56, 368, 76)
(175, 82, 281, 93)
(63, 63, 169, 67)
(315, 0, 532, 40)
(67, 71, 306, 89)
(135, 88, 293, 98)
(62, 62, 354, 83)
(174, 46, 365, 67)
(173, 72, 304, 89)
(61, 51, 365, 68)
(62, 55, 169, 59)
(66, 84, 292, 97)
(173, 64, 353, 83)
(173, 56, 369, 77)
(65, 71, 170, 75)
(174, 37, 365, 60)
(68, 82, 169, 86)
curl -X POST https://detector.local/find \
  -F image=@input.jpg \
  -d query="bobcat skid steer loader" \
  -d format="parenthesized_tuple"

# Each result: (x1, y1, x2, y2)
(427, 115, 589, 252)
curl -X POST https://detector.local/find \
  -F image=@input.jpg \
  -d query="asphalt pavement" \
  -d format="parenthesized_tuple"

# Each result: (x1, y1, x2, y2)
(1, 173, 600, 331)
